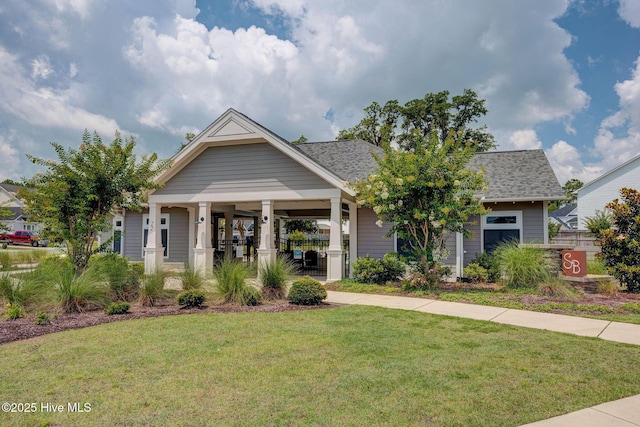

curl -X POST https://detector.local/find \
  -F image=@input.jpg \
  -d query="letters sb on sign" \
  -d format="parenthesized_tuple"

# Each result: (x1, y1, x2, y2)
(561, 250, 587, 277)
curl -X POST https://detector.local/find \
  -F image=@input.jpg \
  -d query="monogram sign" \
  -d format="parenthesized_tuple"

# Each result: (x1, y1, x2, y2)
(561, 250, 587, 277)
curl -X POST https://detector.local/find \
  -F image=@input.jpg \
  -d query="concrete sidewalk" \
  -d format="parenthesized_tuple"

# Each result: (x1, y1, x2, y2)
(325, 291, 640, 426)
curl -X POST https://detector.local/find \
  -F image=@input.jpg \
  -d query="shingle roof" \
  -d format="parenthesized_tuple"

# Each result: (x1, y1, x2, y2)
(295, 140, 383, 183)
(298, 142, 564, 202)
(549, 203, 576, 219)
(468, 149, 565, 202)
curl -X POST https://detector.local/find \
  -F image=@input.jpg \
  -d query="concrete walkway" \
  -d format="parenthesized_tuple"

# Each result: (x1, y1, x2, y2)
(325, 291, 640, 426)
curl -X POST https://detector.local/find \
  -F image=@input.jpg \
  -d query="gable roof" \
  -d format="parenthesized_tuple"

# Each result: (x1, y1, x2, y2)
(153, 108, 355, 196)
(549, 203, 576, 219)
(467, 149, 564, 202)
(295, 140, 383, 183)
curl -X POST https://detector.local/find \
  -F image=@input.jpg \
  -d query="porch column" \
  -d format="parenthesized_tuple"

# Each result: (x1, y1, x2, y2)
(193, 201, 213, 275)
(347, 201, 358, 278)
(456, 232, 464, 279)
(144, 203, 164, 273)
(257, 200, 276, 270)
(326, 196, 344, 282)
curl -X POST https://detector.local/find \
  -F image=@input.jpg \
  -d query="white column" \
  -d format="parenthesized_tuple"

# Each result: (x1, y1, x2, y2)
(542, 200, 549, 244)
(257, 200, 276, 270)
(188, 207, 195, 267)
(326, 196, 344, 282)
(144, 203, 164, 273)
(193, 202, 213, 275)
(347, 201, 358, 278)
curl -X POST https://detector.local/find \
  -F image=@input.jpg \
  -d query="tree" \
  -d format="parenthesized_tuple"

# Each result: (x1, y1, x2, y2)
(291, 135, 308, 145)
(337, 90, 495, 152)
(0, 202, 12, 233)
(21, 130, 171, 272)
(598, 188, 640, 292)
(352, 131, 487, 274)
(178, 132, 196, 152)
(562, 178, 583, 205)
(283, 219, 318, 234)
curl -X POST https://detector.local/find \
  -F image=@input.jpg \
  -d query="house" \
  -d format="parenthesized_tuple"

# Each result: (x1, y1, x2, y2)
(0, 183, 42, 233)
(118, 109, 564, 281)
(577, 153, 640, 230)
(549, 203, 577, 230)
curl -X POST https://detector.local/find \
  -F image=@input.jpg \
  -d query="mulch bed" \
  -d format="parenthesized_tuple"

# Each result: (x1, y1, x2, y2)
(0, 300, 332, 345)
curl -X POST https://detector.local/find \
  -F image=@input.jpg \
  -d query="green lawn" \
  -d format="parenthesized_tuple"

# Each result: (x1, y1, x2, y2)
(2, 306, 640, 426)
(327, 280, 640, 325)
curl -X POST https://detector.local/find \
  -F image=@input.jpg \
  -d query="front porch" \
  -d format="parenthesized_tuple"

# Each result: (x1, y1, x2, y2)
(142, 197, 356, 282)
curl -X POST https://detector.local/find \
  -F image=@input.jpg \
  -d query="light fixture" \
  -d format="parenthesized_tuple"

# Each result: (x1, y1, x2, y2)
(194, 217, 205, 225)
(262, 215, 268, 223)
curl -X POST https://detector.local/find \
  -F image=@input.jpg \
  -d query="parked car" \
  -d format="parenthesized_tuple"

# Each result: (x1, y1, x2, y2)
(0, 230, 49, 247)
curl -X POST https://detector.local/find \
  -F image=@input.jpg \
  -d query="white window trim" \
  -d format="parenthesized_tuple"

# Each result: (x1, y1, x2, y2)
(142, 213, 170, 259)
(481, 210, 523, 252)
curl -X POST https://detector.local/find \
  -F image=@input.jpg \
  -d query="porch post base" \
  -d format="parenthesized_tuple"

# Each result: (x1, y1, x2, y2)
(193, 248, 214, 276)
(326, 249, 344, 283)
(257, 248, 277, 272)
(144, 247, 164, 274)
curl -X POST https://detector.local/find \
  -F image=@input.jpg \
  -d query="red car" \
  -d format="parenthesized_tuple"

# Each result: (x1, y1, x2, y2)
(0, 230, 48, 247)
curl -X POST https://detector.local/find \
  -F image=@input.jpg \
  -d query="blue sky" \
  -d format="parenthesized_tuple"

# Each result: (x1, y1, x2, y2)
(0, 0, 639, 186)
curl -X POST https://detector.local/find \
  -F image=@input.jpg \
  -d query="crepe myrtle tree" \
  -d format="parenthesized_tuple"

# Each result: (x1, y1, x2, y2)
(598, 187, 640, 292)
(21, 130, 171, 272)
(352, 131, 487, 275)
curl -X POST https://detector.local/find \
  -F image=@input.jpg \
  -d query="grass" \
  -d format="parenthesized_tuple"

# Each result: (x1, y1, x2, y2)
(1, 306, 640, 426)
(328, 280, 640, 325)
(259, 255, 298, 299)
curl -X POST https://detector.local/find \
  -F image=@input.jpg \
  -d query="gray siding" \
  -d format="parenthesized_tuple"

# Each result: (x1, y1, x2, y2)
(463, 217, 482, 266)
(462, 202, 545, 266)
(442, 233, 457, 268)
(123, 210, 144, 262)
(357, 207, 395, 258)
(155, 143, 334, 195)
(122, 207, 190, 263)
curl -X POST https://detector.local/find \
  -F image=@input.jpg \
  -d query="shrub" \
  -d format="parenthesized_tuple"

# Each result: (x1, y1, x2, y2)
(176, 290, 206, 308)
(352, 255, 384, 283)
(105, 301, 131, 315)
(34, 311, 51, 325)
(584, 210, 612, 236)
(464, 263, 488, 283)
(55, 267, 110, 313)
(597, 279, 620, 296)
(139, 269, 169, 307)
(587, 258, 607, 275)
(259, 255, 298, 299)
(402, 263, 451, 291)
(537, 280, 578, 300)
(352, 253, 406, 284)
(179, 263, 206, 291)
(598, 188, 640, 293)
(287, 276, 327, 305)
(470, 252, 501, 282)
(493, 242, 555, 289)
(213, 258, 260, 306)
(90, 254, 140, 301)
(0, 272, 50, 309)
(4, 302, 25, 320)
(289, 230, 306, 243)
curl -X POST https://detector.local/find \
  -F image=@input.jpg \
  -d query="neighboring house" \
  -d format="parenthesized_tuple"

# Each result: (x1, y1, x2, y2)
(549, 204, 577, 230)
(119, 109, 564, 281)
(0, 183, 42, 233)
(577, 153, 640, 230)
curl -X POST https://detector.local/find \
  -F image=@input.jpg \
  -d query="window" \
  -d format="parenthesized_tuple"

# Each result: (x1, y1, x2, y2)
(482, 211, 522, 254)
(142, 214, 169, 258)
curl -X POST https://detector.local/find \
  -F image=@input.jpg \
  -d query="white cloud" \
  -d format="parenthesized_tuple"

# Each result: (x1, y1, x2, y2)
(509, 129, 542, 150)
(32, 55, 54, 79)
(0, 47, 123, 136)
(545, 140, 602, 185)
(592, 56, 640, 171)
(619, 0, 640, 28)
(0, 133, 20, 181)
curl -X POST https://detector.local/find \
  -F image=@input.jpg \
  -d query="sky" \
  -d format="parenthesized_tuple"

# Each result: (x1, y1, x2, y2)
(0, 0, 639, 187)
